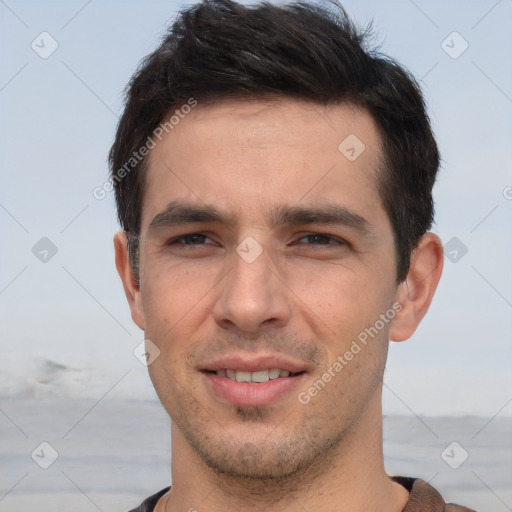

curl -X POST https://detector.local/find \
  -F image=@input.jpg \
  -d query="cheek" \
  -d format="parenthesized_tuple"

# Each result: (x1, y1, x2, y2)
(140, 264, 221, 378)
(290, 270, 394, 390)
(297, 343, 385, 433)
(141, 260, 218, 323)
(283, 262, 387, 336)
(147, 357, 202, 422)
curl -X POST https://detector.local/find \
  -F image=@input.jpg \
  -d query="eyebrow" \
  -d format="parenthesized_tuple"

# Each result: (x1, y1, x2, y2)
(148, 200, 372, 235)
(149, 200, 235, 229)
(268, 204, 371, 234)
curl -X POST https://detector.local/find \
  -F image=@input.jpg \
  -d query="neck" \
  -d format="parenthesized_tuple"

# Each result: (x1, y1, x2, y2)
(166, 392, 408, 512)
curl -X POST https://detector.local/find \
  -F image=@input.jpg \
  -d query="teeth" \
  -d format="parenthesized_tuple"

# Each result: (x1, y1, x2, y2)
(251, 370, 269, 383)
(235, 371, 251, 383)
(269, 368, 281, 379)
(216, 368, 295, 383)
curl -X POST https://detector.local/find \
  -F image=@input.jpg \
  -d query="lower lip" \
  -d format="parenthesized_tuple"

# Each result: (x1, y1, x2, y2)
(203, 372, 305, 407)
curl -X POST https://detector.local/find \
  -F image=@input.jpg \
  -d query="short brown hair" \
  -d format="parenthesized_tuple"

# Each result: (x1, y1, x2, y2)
(109, 0, 440, 282)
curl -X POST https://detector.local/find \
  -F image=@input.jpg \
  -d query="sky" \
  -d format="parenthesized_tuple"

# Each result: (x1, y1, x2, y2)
(0, 0, 511, 417)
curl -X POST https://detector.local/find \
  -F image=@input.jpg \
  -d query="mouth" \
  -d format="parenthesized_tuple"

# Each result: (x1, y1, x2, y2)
(204, 368, 304, 383)
(201, 356, 308, 407)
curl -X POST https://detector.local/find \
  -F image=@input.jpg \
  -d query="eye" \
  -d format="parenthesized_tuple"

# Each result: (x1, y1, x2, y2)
(168, 233, 215, 245)
(295, 233, 346, 246)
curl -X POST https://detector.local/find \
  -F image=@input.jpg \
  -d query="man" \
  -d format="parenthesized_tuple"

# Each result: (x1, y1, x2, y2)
(110, 0, 476, 510)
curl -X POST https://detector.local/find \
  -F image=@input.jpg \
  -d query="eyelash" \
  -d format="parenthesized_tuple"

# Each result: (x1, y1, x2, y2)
(294, 234, 346, 246)
(167, 233, 347, 247)
(168, 233, 215, 246)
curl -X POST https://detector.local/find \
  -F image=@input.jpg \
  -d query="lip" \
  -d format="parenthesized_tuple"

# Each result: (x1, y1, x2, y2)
(203, 371, 306, 407)
(201, 354, 307, 374)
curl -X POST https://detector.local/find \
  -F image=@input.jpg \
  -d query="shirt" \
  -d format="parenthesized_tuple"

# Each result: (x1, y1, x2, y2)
(127, 477, 477, 512)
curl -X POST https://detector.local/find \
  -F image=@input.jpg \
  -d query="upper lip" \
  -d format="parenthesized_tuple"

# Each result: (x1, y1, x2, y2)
(201, 354, 307, 373)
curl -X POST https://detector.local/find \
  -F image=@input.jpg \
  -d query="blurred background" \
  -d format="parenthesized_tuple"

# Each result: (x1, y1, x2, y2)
(1, 0, 511, 510)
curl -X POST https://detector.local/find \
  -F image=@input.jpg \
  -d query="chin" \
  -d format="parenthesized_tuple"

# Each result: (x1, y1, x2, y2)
(179, 414, 339, 482)
(199, 441, 308, 480)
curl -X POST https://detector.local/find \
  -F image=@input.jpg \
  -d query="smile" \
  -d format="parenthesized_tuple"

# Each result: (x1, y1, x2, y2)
(203, 369, 305, 407)
(211, 368, 301, 383)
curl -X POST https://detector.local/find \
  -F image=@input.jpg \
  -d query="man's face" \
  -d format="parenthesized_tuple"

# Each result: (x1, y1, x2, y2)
(133, 98, 399, 479)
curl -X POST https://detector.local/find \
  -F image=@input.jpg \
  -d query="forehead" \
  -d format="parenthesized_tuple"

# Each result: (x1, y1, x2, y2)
(142, 97, 385, 228)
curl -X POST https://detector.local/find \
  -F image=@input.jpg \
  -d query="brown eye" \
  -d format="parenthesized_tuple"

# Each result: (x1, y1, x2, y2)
(168, 233, 213, 245)
(296, 234, 345, 245)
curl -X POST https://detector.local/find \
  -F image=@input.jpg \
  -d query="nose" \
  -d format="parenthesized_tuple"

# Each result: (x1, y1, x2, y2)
(212, 244, 292, 333)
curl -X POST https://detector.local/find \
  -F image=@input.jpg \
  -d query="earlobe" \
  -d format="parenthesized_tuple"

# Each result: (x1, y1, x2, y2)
(113, 231, 146, 331)
(389, 233, 444, 342)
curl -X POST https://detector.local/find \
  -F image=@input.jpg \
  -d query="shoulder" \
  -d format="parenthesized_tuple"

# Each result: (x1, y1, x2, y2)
(391, 476, 477, 512)
(127, 487, 171, 512)
(445, 505, 478, 512)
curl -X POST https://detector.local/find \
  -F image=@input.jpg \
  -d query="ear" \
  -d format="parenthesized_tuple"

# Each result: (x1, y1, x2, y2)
(389, 233, 443, 342)
(114, 231, 145, 331)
